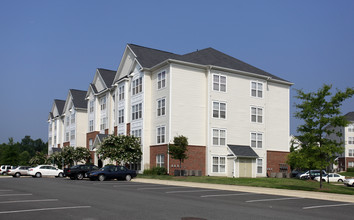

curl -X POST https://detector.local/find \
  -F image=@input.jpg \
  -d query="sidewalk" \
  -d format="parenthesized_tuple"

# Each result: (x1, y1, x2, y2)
(134, 178, 354, 203)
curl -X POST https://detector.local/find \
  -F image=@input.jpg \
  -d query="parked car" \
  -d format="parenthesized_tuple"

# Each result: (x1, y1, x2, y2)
(89, 165, 137, 181)
(314, 173, 345, 182)
(291, 170, 305, 178)
(344, 178, 354, 187)
(0, 165, 17, 175)
(7, 166, 31, 177)
(298, 170, 327, 180)
(65, 164, 99, 180)
(28, 165, 64, 178)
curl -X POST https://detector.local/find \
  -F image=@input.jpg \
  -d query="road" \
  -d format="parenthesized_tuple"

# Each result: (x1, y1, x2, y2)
(0, 177, 353, 220)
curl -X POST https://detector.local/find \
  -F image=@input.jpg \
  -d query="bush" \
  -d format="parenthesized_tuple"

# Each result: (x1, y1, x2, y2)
(347, 168, 354, 172)
(143, 167, 167, 175)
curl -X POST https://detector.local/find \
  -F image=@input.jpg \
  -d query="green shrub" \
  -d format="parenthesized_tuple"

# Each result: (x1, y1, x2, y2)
(143, 167, 167, 175)
(347, 168, 354, 172)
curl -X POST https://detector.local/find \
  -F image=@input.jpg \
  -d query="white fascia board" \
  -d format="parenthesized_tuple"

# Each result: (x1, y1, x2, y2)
(62, 91, 73, 114)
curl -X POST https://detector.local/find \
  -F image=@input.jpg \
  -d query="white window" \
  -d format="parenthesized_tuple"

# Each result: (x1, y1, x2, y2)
(157, 126, 166, 144)
(71, 113, 75, 124)
(349, 137, 354, 145)
(349, 162, 354, 168)
(157, 71, 166, 89)
(213, 101, 226, 119)
(157, 98, 166, 117)
(132, 77, 143, 95)
(212, 129, 226, 146)
(49, 123, 52, 132)
(132, 103, 142, 120)
(349, 149, 354, 157)
(89, 139, 93, 149)
(251, 132, 263, 148)
(89, 120, 94, 132)
(48, 137, 52, 145)
(54, 136, 57, 144)
(251, 107, 263, 123)
(132, 129, 142, 144)
(251, 81, 263, 98)
(257, 158, 263, 174)
(100, 117, 107, 131)
(156, 154, 165, 167)
(65, 132, 69, 142)
(212, 156, 226, 173)
(89, 100, 94, 113)
(70, 130, 75, 140)
(119, 85, 125, 101)
(54, 121, 57, 130)
(100, 96, 106, 111)
(213, 74, 226, 92)
(118, 109, 124, 124)
(66, 116, 70, 126)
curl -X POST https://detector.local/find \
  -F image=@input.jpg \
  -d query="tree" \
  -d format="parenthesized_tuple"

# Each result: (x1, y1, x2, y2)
(73, 147, 91, 165)
(292, 84, 354, 188)
(169, 135, 188, 176)
(49, 152, 63, 168)
(61, 146, 75, 167)
(97, 135, 142, 165)
(19, 151, 31, 166)
(29, 152, 48, 166)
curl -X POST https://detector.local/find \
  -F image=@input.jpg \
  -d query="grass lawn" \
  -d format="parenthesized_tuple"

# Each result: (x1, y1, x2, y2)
(339, 171, 354, 178)
(138, 175, 354, 195)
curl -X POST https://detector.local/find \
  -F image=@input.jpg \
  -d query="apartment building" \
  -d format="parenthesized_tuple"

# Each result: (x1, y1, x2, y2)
(48, 99, 65, 154)
(327, 112, 354, 171)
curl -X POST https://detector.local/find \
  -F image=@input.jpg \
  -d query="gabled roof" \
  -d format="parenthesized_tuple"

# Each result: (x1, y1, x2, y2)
(228, 145, 259, 158)
(97, 68, 116, 88)
(127, 44, 289, 83)
(70, 89, 87, 109)
(344, 112, 354, 121)
(54, 99, 66, 115)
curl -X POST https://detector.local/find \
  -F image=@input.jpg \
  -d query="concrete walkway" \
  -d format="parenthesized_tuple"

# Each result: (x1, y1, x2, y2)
(134, 178, 354, 203)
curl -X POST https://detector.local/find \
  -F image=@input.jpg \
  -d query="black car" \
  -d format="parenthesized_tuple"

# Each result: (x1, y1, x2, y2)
(88, 165, 137, 181)
(65, 164, 99, 180)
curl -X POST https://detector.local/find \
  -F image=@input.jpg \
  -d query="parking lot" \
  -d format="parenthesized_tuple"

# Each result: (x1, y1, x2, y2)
(0, 177, 353, 220)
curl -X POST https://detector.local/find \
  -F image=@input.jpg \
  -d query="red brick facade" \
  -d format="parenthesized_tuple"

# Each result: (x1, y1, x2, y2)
(150, 145, 206, 176)
(63, 142, 70, 147)
(338, 157, 354, 171)
(114, 126, 117, 136)
(267, 150, 290, 176)
(86, 131, 100, 163)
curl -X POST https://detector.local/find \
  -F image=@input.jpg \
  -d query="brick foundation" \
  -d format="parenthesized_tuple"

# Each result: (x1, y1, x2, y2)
(150, 145, 206, 176)
(267, 151, 290, 176)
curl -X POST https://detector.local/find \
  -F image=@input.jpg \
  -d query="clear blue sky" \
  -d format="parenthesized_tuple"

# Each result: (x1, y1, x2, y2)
(0, 0, 353, 144)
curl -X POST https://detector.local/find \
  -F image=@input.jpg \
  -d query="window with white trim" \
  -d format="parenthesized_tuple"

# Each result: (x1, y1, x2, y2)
(251, 107, 263, 123)
(212, 129, 226, 146)
(70, 130, 75, 140)
(213, 101, 226, 119)
(89, 100, 94, 113)
(89, 139, 93, 149)
(251, 132, 263, 148)
(54, 135, 57, 144)
(157, 126, 165, 144)
(257, 158, 263, 174)
(132, 77, 143, 95)
(157, 98, 166, 117)
(100, 117, 107, 131)
(349, 162, 354, 167)
(49, 123, 52, 132)
(157, 71, 166, 89)
(89, 120, 94, 132)
(118, 109, 124, 124)
(156, 154, 165, 167)
(212, 156, 225, 173)
(65, 132, 69, 142)
(118, 85, 125, 101)
(54, 121, 57, 130)
(100, 96, 106, 111)
(349, 149, 354, 157)
(132, 129, 142, 144)
(251, 81, 263, 98)
(132, 103, 142, 120)
(213, 74, 226, 92)
(349, 137, 354, 145)
(66, 116, 70, 126)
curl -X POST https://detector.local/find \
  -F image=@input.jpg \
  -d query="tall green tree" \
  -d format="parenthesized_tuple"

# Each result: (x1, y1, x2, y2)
(73, 147, 91, 165)
(97, 135, 142, 165)
(29, 152, 48, 166)
(293, 84, 354, 188)
(169, 135, 188, 176)
(61, 146, 76, 167)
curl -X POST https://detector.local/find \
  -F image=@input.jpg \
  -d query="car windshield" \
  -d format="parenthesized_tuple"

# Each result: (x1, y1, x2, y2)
(71, 165, 80, 169)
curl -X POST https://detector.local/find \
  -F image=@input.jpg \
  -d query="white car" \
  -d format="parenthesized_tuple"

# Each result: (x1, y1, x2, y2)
(28, 165, 64, 178)
(314, 173, 345, 182)
(344, 178, 354, 187)
(8, 166, 31, 177)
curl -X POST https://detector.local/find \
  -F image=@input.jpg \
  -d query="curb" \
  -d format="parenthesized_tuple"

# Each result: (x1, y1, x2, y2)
(134, 178, 354, 203)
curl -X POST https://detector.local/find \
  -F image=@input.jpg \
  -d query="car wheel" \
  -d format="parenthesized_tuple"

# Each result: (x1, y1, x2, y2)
(125, 174, 132, 181)
(58, 172, 64, 178)
(35, 172, 42, 178)
(338, 179, 343, 182)
(76, 173, 84, 180)
(322, 179, 326, 182)
(15, 172, 21, 178)
(98, 174, 105, 181)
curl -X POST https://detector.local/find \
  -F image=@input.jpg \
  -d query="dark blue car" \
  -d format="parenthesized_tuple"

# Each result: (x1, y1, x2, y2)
(88, 165, 137, 181)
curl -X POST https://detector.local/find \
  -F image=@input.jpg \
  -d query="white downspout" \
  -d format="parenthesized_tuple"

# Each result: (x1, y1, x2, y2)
(168, 63, 172, 175)
(207, 66, 212, 176)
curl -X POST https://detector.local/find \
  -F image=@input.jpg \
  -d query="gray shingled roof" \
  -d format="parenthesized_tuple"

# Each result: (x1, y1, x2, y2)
(98, 68, 116, 88)
(97, 134, 108, 142)
(344, 112, 354, 121)
(70, 89, 88, 109)
(128, 44, 288, 82)
(90, 83, 98, 94)
(54, 99, 66, 115)
(228, 145, 259, 158)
